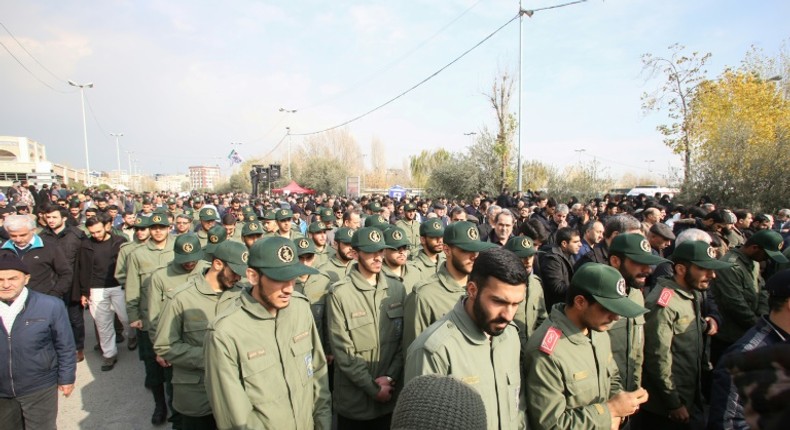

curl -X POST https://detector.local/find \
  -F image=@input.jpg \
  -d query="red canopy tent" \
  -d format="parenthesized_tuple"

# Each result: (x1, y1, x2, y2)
(272, 180, 315, 195)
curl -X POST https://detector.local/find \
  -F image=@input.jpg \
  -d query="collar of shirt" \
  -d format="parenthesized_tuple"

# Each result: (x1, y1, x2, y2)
(0, 287, 29, 334)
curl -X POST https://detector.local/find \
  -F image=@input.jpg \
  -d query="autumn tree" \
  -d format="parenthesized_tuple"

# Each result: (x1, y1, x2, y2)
(291, 128, 362, 195)
(487, 71, 518, 191)
(409, 149, 451, 189)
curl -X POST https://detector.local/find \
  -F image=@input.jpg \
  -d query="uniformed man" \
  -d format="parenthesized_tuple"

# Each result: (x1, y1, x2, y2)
(294, 237, 334, 371)
(405, 247, 527, 429)
(710, 229, 789, 364)
(316, 226, 356, 284)
(395, 202, 420, 254)
(308, 221, 332, 267)
(260, 209, 278, 234)
(505, 235, 548, 345)
(125, 213, 177, 425)
(202, 225, 227, 262)
(525, 263, 650, 429)
(221, 213, 243, 243)
(381, 227, 422, 294)
(365, 213, 390, 231)
(327, 227, 407, 429)
(195, 207, 218, 247)
(402, 221, 496, 349)
(154, 240, 248, 429)
(410, 218, 446, 275)
(204, 237, 331, 429)
(607, 233, 669, 393)
(272, 208, 305, 240)
(641, 241, 733, 429)
(240, 220, 264, 250)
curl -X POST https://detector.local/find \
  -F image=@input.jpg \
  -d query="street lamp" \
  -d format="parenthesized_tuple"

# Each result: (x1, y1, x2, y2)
(68, 80, 94, 186)
(110, 132, 123, 185)
(279, 107, 297, 113)
(285, 127, 292, 180)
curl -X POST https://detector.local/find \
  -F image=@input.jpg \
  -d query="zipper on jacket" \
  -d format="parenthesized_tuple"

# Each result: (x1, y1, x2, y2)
(8, 332, 15, 396)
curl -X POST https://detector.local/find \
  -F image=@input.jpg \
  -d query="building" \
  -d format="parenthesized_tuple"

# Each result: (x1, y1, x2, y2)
(189, 165, 221, 190)
(0, 136, 86, 187)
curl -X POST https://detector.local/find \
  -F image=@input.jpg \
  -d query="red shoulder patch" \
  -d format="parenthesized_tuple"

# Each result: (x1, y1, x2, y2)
(539, 327, 562, 355)
(657, 288, 674, 308)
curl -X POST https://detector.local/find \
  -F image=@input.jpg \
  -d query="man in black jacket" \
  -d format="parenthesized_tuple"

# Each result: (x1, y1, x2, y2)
(539, 227, 582, 309)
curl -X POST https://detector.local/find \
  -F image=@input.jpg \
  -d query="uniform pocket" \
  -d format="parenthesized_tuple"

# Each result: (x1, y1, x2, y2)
(241, 351, 280, 403)
(565, 369, 597, 406)
(347, 315, 377, 352)
(507, 371, 523, 422)
(387, 307, 404, 340)
(291, 337, 315, 386)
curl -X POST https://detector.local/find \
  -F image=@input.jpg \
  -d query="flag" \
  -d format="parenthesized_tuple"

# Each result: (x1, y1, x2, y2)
(228, 149, 244, 166)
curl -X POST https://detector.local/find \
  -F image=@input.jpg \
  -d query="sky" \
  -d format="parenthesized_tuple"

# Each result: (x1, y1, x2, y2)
(1, 0, 788, 184)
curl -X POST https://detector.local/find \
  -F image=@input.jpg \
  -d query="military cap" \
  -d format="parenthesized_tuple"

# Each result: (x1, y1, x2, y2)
(149, 213, 170, 227)
(213, 241, 249, 277)
(152, 206, 168, 215)
(432, 202, 447, 210)
(368, 201, 383, 213)
(182, 208, 194, 220)
(242, 221, 264, 237)
(173, 233, 204, 264)
(420, 219, 445, 238)
(671, 240, 734, 269)
(275, 208, 293, 221)
(571, 263, 648, 318)
(199, 207, 218, 221)
(746, 230, 789, 264)
(609, 233, 669, 265)
(443, 221, 497, 252)
(242, 206, 254, 214)
(203, 225, 228, 254)
(364, 214, 390, 231)
(308, 221, 330, 234)
(505, 236, 538, 258)
(142, 198, 152, 205)
(295, 237, 317, 256)
(403, 203, 417, 211)
(649, 223, 676, 240)
(133, 216, 152, 229)
(260, 209, 277, 221)
(352, 227, 394, 253)
(166, 198, 176, 205)
(248, 237, 318, 281)
(384, 227, 411, 249)
(334, 227, 355, 244)
(320, 208, 336, 223)
(766, 269, 790, 298)
(244, 213, 257, 222)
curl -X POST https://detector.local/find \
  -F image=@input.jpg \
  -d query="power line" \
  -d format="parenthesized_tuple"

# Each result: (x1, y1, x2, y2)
(82, 92, 114, 143)
(0, 21, 69, 83)
(291, 12, 521, 136)
(0, 38, 71, 93)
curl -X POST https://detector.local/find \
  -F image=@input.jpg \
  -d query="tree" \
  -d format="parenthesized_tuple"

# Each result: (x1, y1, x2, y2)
(546, 161, 613, 203)
(409, 149, 451, 189)
(367, 137, 387, 189)
(486, 71, 518, 190)
(641, 44, 712, 185)
(290, 128, 362, 195)
(521, 160, 556, 192)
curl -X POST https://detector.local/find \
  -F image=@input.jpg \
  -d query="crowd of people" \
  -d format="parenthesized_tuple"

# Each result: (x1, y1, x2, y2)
(0, 179, 789, 430)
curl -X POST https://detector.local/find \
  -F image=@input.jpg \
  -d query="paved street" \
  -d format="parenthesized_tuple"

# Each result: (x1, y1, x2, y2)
(57, 314, 160, 430)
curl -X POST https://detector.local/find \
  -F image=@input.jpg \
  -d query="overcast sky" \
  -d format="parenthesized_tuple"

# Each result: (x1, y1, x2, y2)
(1, 0, 787, 182)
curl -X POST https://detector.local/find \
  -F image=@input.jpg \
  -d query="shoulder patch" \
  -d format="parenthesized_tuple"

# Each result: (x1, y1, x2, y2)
(657, 288, 674, 308)
(539, 326, 562, 355)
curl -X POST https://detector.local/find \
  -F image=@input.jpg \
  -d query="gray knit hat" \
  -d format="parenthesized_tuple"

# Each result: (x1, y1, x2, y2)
(391, 374, 487, 430)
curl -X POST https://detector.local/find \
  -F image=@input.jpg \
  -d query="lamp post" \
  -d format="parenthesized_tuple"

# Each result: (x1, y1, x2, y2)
(68, 80, 94, 186)
(279, 107, 297, 180)
(110, 133, 123, 185)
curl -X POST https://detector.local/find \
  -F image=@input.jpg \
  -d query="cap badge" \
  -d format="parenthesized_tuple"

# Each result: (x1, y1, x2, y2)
(298, 239, 309, 249)
(135, 218, 142, 225)
(616, 278, 627, 296)
(209, 235, 219, 244)
(347, 229, 353, 238)
(392, 230, 403, 241)
(521, 238, 532, 249)
(207, 209, 214, 216)
(280, 210, 288, 216)
(378, 215, 386, 223)
(182, 243, 194, 253)
(432, 221, 441, 229)
(152, 215, 162, 223)
(241, 251, 249, 263)
(467, 227, 479, 240)
(278, 245, 295, 263)
(706, 246, 717, 259)
(369, 230, 382, 243)
(318, 222, 325, 229)
(640, 239, 651, 253)
(250, 223, 259, 231)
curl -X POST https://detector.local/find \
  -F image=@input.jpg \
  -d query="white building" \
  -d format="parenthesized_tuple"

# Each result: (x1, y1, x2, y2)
(0, 136, 86, 187)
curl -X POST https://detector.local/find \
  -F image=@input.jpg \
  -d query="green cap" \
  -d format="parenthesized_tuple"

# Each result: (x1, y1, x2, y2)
(244, 213, 257, 222)
(133, 216, 152, 229)
(275, 208, 293, 221)
(248, 237, 319, 281)
(199, 207, 218, 221)
(308, 221, 329, 234)
(153, 206, 168, 215)
(203, 225, 228, 253)
(505, 236, 538, 257)
(182, 208, 194, 220)
(384, 227, 411, 248)
(213, 241, 249, 277)
(149, 213, 170, 227)
(403, 203, 417, 211)
(609, 233, 669, 265)
(173, 233, 204, 264)
(352, 227, 394, 252)
(747, 230, 789, 263)
(571, 263, 648, 318)
(320, 208, 335, 223)
(260, 209, 277, 221)
(420, 219, 445, 238)
(242, 206, 254, 214)
(166, 198, 176, 205)
(242, 221, 264, 237)
(671, 240, 735, 269)
(364, 214, 390, 231)
(294, 237, 317, 256)
(335, 227, 355, 244)
(443, 221, 497, 252)
(368, 201, 383, 213)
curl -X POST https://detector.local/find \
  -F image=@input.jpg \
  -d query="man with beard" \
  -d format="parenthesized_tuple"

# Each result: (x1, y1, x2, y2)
(395, 203, 420, 254)
(327, 227, 406, 429)
(204, 237, 331, 429)
(195, 207, 218, 247)
(173, 214, 192, 236)
(505, 236, 548, 345)
(410, 219, 445, 275)
(154, 241, 247, 429)
(607, 233, 669, 394)
(525, 263, 650, 429)
(240, 221, 264, 250)
(381, 227, 422, 294)
(540, 227, 583, 310)
(402, 221, 496, 350)
(260, 209, 278, 234)
(308, 221, 331, 267)
(404, 247, 527, 429)
(640, 241, 734, 430)
(317, 227, 356, 284)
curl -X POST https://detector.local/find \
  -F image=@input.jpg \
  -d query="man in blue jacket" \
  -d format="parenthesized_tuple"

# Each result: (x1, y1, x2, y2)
(0, 254, 76, 429)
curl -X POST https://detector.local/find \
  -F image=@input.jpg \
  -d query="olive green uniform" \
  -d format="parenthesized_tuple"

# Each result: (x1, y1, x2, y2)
(525, 304, 622, 429)
(205, 289, 332, 429)
(402, 263, 465, 350)
(405, 299, 526, 429)
(153, 274, 224, 418)
(317, 256, 351, 285)
(642, 277, 705, 417)
(300, 272, 334, 355)
(327, 267, 406, 421)
(312, 246, 330, 268)
(394, 218, 420, 253)
(607, 286, 646, 391)
(712, 249, 768, 344)
(196, 229, 209, 248)
(409, 249, 445, 273)
(382, 263, 422, 295)
(114, 239, 147, 287)
(125, 236, 176, 331)
(513, 274, 548, 347)
(146, 260, 208, 338)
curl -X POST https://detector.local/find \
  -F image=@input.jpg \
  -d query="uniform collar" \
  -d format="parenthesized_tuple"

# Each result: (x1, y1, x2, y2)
(437, 262, 465, 293)
(348, 265, 387, 292)
(657, 277, 696, 300)
(549, 303, 590, 346)
(194, 274, 221, 297)
(450, 298, 488, 345)
(146, 235, 174, 251)
(238, 288, 276, 320)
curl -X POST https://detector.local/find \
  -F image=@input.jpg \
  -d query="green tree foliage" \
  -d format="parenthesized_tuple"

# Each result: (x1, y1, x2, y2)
(409, 148, 451, 189)
(546, 161, 613, 203)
